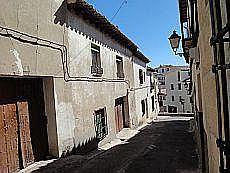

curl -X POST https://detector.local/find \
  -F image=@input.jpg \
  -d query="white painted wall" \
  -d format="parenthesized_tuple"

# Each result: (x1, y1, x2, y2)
(165, 68, 192, 113)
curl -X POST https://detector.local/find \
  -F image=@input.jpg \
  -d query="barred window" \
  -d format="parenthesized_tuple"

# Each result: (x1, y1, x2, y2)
(94, 107, 108, 141)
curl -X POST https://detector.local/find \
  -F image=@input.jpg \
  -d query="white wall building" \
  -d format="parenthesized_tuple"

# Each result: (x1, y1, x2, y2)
(164, 68, 192, 113)
(0, 1, 159, 171)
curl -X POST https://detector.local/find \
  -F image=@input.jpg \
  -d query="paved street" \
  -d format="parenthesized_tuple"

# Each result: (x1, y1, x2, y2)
(30, 118, 200, 173)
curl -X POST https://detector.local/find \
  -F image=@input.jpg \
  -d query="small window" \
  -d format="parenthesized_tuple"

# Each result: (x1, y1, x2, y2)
(178, 83, 182, 90)
(141, 100, 145, 116)
(143, 72, 145, 82)
(172, 96, 175, 101)
(151, 96, 155, 111)
(94, 107, 108, 141)
(116, 56, 124, 78)
(139, 69, 144, 84)
(178, 71, 181, 81)
(162, 69, 164, 73)
(91, 44, 103, 76)
(190, 97, 193, 103)
(167, 68, 169, 71)
(163, 96, 166, 100)
(179, 96, 182, 101)
(171, 84, 174, 90)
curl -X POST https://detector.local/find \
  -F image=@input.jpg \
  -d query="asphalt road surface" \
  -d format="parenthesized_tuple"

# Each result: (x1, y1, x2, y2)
(32, 119, 200, 173)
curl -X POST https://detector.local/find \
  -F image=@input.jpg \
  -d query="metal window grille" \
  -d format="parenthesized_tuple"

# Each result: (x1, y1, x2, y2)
(94, 108, 108, 141)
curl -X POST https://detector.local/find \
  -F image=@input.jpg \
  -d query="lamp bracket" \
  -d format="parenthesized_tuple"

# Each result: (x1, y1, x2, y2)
(173, 50, 184, 57)
(212, 63, 230, 73)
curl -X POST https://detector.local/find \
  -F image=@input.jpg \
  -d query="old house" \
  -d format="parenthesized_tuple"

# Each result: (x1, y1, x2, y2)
(164, 67, 192, 113)
(174, 0, 229, 172)
(154, 65, 192, 113)
(146, 67, 160, 119)
(0, 0, 153, 172)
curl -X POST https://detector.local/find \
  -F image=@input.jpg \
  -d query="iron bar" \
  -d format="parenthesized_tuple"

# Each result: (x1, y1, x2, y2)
(209, 0, 225, 171)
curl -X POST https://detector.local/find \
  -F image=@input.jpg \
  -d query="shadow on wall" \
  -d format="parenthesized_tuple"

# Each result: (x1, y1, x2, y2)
(54, 0, 129, 55)
(31, 120, 199, 173)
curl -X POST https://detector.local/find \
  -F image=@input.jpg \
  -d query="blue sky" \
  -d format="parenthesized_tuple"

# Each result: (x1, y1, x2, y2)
(85, 0, 187, 68)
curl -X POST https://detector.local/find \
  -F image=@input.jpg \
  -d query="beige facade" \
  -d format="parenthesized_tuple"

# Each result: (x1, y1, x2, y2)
(177, 0, 229, 172)
(0, 1, 157, 171)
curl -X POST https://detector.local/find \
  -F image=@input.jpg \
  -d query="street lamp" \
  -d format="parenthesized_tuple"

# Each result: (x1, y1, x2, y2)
(168, 30, 184, 57)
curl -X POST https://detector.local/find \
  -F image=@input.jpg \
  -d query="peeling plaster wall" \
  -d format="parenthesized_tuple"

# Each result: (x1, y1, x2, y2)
(0, 0, 136, 156)
(132, 57, 149, 126)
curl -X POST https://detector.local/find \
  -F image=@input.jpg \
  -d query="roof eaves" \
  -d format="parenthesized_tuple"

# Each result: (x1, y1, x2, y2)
(67, 0, 138, 51)
(134, 51, 150, 63)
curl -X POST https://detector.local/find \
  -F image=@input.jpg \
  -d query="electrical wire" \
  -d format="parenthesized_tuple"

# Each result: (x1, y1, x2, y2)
(111, 0, 128, 22)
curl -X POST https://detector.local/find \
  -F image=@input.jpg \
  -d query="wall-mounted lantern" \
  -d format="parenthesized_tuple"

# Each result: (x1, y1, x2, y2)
(168, 30, 184, 57)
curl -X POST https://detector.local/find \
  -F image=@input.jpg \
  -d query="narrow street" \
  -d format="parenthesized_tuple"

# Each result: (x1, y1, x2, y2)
(30, 117, 200, 173)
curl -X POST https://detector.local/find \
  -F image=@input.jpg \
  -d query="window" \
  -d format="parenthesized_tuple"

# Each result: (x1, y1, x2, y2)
(139, 69, 144, 84)
(161, 81, 165, 85)
(162, 69, 164, 73)
(178, 83, 182, 90)
(178, 71, 181, 81)
(151, 96, 155, 111)
(190, 97, 193, 103)
(179, 96, 182, 101)
(91, 43, 103, 76)
(163, 96, 166, 100)
(150, 74, 154, 93)
(172, 96, 175, 101)
(141, 100, 145, 116)
(116, 56, 124, 78)
(171, 84, 174, 90)
(143, 72, 145, 82)
(94, 107, 108, 141)
(167, 68, 169, 71)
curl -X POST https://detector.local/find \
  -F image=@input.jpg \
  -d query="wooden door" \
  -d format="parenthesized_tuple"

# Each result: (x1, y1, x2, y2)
(17, 101, 34, 168)
(0, 104, 20, 173)
(115, 99, 124, 133)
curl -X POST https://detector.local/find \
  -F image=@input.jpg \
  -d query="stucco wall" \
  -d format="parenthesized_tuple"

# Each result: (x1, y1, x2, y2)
(0, 0, 140, 157)
(165, 69, 192, 113)
(131, 57, 149, 126)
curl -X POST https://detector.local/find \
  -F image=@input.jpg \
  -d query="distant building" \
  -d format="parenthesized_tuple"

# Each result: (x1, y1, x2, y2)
(146, 67, 160, 120)
(154, 65, 192, 113)
(164, 68, 192, 113)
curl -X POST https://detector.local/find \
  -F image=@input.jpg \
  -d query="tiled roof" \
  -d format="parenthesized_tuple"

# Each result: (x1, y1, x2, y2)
(67, 0, 150, 63)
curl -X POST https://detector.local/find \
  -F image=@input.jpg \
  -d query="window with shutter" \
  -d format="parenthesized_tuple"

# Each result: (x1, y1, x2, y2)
(116, 56, 124, 78)
(139, 69, 144, 84)
(91, 43, 103, 76)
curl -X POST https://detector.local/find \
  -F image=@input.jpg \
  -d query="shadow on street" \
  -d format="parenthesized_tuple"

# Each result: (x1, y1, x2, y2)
(32, 120, 200, 173)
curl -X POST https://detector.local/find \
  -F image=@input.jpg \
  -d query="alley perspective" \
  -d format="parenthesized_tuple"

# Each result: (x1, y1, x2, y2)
(0, 0, 229, 173)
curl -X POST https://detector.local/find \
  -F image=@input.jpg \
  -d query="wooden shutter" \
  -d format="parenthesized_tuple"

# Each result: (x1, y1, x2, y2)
(0, 104, 20, 173)
(17, 101, 34, 168)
